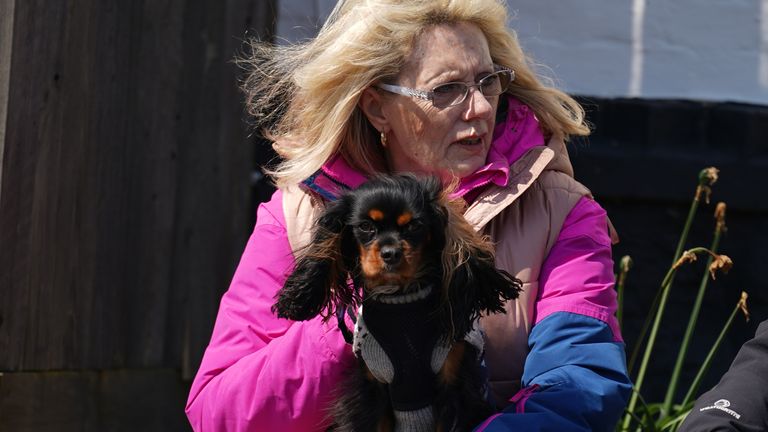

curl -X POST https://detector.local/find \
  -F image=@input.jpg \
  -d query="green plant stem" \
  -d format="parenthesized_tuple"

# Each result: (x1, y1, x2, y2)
(622, 273, 674, 430)
(659, 409, 693, 432)
(622, 409, 647, 432)
(627, 284, 662, 374)
(660, 229, 723, 416)
(627, 190, 704, 375)
(616, 256, 632, 332)
(680, 295, 745, 408)
(621, 389, 656, 432)
(621, 176, 709, 431)
(617, 273, 624, 331)
(624, 246, 711, 425)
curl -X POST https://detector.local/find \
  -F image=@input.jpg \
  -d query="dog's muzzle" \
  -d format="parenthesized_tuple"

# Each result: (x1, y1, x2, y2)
(379, 244, 403, 266)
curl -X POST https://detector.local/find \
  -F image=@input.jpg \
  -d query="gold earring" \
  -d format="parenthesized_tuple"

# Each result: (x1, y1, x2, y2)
(380, 131, 388, 147)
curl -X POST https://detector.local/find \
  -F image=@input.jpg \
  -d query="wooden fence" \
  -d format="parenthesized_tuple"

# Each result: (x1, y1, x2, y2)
(0, 0, 275, 430)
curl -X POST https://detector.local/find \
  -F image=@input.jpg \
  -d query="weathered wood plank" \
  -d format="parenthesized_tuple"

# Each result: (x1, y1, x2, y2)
(0, 0, 14, 198)
(172, 0, 276, 380)
(0, 370, 190, 431)
(1, 0, 80, 370)
(0, 0, 273, 372)
(0, 0, 182, 370)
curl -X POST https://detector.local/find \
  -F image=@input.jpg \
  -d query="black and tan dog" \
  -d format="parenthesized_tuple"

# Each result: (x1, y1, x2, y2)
(273, 174, 521, 431)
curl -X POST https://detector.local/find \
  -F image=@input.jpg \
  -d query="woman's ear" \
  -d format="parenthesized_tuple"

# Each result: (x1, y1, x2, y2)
(359, 87, 390, 133)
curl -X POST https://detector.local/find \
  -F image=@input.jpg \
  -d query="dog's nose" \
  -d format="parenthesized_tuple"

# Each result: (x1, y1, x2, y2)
(380, 245, 402, 265)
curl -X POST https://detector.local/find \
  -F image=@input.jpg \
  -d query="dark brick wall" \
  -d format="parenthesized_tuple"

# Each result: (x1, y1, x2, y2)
(571, 97, 768, 402)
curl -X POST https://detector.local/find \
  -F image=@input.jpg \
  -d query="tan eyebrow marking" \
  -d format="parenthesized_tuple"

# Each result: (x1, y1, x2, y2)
(397, 212, 412, 226)
(369, 209, 384, 221)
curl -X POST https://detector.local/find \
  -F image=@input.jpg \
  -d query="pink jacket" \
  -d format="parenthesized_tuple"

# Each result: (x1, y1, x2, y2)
(186, 97, 628, 431)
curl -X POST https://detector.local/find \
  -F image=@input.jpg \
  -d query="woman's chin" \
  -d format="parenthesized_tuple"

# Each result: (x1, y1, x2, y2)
(389, 157, 485, 181)
(444, 157, 487, 179)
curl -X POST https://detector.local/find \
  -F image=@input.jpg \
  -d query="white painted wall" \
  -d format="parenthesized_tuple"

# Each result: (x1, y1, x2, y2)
(275, 0, 768, 105)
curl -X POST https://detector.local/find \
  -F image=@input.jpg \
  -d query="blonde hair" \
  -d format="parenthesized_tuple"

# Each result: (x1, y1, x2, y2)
(240, 0, 590, 189)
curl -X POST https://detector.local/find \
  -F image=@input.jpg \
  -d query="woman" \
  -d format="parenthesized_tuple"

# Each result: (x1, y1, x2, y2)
(186, 1, 632, 430)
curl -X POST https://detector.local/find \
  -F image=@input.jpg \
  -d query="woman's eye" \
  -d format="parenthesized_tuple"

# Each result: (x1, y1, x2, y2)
(480, 74, 500, 88)
(433, 83, 465, 95)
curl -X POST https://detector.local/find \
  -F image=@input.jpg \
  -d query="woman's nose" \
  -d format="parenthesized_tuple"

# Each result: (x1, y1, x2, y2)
(462, 87, 493, 120)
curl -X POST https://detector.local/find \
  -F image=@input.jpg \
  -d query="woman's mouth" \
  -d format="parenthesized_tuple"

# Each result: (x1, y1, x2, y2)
(455, 137, 483, 146)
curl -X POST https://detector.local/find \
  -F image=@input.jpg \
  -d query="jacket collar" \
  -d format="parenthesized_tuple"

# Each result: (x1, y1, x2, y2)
(301, 153, 367, 201)
(463, 136, 559, 230)
(462, 132, 578, 230)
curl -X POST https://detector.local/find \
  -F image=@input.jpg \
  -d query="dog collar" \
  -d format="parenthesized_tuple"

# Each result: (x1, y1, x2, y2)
(373, 284, 433, 305)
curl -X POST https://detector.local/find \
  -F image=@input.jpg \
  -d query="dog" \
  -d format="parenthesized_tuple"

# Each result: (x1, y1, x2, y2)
(273, 174, 522, 431)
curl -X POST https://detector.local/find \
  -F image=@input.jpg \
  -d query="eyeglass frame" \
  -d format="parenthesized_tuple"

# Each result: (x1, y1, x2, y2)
(375, 66, 515, 109)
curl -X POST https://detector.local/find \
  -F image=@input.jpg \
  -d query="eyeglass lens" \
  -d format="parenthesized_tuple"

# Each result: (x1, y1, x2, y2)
(432, 70, 511, 108)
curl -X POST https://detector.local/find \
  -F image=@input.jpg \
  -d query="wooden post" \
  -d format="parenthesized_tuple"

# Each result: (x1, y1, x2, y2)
(0, 0, 275, 429)
(0, 0, 15, 204)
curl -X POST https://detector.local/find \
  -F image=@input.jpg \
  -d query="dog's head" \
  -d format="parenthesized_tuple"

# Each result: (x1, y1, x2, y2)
(344, 174, 446, 298)
(273, 174, 522, 340)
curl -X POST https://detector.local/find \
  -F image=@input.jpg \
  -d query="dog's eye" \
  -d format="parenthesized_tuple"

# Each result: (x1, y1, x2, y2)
(358, 221, 376, 234)
(404, 221, 424, 234)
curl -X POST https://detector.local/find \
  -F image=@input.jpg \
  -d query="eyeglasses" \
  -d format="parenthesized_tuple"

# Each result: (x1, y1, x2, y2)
(376, 67, 514, 109)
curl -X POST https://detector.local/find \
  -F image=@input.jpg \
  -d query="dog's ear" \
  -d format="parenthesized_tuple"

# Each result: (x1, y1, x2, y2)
(446, 250, 522, 338)
(435, 189, 522, 340)
(272, 194, 355, 321)
(420, 176, 449, 249)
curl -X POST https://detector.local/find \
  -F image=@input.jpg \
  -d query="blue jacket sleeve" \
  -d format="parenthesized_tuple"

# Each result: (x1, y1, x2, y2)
(476, 312, 632, 431)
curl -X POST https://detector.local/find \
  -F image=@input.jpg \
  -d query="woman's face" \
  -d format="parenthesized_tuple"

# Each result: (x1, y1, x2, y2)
(368, 22, 499, 181)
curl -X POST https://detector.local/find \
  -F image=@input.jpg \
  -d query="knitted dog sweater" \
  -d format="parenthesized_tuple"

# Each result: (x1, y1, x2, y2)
(352, 287, 484, 432)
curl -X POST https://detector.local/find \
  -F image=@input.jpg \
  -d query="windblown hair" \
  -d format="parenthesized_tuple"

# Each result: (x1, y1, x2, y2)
(240, 0, 590, 188)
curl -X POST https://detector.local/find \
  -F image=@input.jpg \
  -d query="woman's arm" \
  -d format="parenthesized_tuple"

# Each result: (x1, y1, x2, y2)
(477, 197, 632, 431)
(185, 190, 355, 431)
